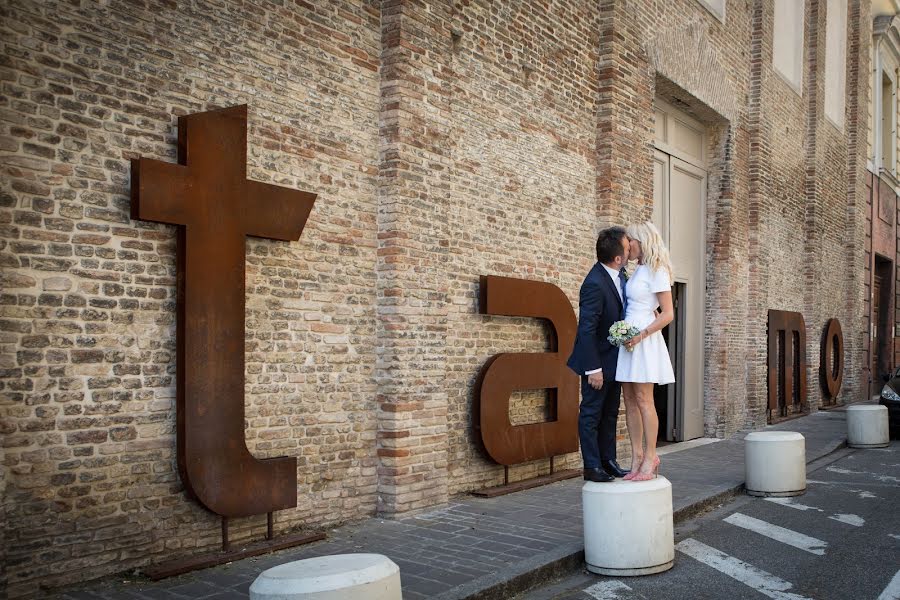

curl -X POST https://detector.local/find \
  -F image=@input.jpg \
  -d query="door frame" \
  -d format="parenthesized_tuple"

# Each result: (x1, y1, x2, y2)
(668, 156, 707, 441)
(653, 100, 708, 441)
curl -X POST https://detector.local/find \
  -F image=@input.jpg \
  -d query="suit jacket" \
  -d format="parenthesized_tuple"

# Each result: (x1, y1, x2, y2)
(566, 262, 624, 378)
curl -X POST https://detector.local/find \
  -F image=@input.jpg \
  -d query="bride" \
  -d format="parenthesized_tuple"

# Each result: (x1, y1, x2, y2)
(615, 222, 676, 482)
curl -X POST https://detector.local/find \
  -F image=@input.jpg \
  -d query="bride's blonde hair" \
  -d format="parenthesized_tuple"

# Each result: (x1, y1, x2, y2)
(627, 222, 674, 284)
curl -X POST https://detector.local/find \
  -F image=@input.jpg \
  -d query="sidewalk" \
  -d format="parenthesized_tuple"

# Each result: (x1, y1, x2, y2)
(58, 409, 849, 600)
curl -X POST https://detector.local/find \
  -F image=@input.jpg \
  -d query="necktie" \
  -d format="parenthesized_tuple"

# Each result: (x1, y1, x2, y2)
(618, 268, 628, 313)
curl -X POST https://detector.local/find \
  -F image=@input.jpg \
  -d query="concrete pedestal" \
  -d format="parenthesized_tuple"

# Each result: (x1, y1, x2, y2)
(847, 404, 890, 448)
(583, 477, 674, 576)
(745, 431, 806, 497)
(249, 554, 401, 600)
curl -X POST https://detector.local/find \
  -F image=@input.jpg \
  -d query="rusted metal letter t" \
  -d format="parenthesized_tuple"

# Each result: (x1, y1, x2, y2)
(130, 105, 316, 517)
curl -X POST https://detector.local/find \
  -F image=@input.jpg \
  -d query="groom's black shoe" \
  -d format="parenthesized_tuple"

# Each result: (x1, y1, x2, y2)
(583, 467, 615, 483)
(602, 459, 630, 478)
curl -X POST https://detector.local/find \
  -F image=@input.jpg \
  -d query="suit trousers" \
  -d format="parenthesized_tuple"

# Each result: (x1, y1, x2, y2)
(578, 375, 621, 469)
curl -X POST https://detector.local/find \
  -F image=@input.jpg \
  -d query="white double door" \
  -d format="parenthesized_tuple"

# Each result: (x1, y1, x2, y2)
(652, 149, 706, 442)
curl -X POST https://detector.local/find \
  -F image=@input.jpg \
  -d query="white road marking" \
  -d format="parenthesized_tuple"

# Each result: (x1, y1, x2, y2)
(723, 513, 828, 555)
(765, 497, 823, 512)
(826, 466, 861, 475)
(877, 569, 900, 600)
(808, 478, 896, 492)
(824, 467, 900, 484)
(890, 534, 900, 541)
(676, 538, 813, 600)
(765, 495, 865, 527)
(828, 513, 865, 527)
(584, 580, 633, 600)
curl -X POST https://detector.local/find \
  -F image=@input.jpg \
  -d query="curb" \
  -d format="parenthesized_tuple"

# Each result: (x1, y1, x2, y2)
(453, 435, 848, 600)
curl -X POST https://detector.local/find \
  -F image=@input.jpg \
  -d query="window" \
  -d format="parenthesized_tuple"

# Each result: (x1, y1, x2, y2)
(773, 0, 805, 93)
(880, 68, 897, 173)
(871, 15, 900, 175)
(824, 0, 848, 128)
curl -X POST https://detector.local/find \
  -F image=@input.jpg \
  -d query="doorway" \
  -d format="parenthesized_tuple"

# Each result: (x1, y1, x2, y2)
(655, 282, 686, 444)
(652, 100, 707, 442)
(872, 255, 893, 393)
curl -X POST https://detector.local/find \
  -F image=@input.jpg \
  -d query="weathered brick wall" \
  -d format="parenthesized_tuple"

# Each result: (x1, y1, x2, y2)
(846, 0, 872, 406)
(646, 2, 755, 437)
(632, 0, 868, 433)
(375, 0, 457, 515)
(759, 0, 810, 405)
(442, 0, 601, 493)
(807, 0, 867, 411)
(1, 1, 381, 597)
(0, 0, 875, 597)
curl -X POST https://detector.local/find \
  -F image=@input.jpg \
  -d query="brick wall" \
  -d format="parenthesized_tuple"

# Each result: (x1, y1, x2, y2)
(0, 0, 875, 597)
(1, 1, 382, 596)
(442, 0, 601, 494)
(850, 0, 873, 403)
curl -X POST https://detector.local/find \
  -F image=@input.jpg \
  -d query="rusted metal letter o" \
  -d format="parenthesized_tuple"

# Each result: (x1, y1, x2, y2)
(820, 318, 844, 398)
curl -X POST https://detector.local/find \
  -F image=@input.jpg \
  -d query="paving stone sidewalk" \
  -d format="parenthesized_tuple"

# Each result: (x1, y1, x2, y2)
(58, 408, 849, 600)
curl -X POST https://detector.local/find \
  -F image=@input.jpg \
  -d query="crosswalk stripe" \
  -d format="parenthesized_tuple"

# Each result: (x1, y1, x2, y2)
(723, 513, 828, 555)
(828, 513, 865, 527)
(765, 497, 865, 526)
(676, 538, 814, 600)
(765, 497, 823, 512)
(877, 569, 900, 600)
(584, 580, 633, 599)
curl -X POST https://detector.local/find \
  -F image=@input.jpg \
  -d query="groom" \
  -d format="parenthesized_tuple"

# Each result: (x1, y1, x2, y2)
(567, 226, 631, 482)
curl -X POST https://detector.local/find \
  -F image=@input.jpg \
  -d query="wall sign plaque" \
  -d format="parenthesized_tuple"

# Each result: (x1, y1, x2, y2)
(131, 105, 316, 518)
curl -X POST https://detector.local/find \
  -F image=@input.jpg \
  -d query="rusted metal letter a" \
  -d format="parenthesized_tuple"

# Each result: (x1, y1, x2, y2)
(131, 106, 316, 517)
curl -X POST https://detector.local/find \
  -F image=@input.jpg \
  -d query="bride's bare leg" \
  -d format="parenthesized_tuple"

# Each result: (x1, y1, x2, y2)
(635, 382, 658, 473)
(622, 382, 643, 471)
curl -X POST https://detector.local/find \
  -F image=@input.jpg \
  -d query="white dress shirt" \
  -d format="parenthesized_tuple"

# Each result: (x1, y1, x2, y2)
(585, 263, 624, 376)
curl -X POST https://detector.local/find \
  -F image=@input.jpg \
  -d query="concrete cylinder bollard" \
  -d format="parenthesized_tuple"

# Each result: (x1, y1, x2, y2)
(744, 431, 806, 497)
(249, 554, 401, 600)
(583, 477, 674, 576)
(847, 405, 890, 448)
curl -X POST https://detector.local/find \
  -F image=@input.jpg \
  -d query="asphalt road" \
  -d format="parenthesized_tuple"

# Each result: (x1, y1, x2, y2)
(521, 442, 900, 600)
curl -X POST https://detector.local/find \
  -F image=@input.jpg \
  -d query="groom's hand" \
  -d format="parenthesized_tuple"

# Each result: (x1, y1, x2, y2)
(588, 371, 604, 389)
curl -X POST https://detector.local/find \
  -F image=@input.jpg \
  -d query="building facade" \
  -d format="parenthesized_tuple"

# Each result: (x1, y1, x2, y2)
(0, 0, 893, 597)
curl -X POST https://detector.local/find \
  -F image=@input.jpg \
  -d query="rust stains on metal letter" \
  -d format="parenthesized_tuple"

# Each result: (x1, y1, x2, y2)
(131, 105, 316, 517)
(477, 276, 578, 465)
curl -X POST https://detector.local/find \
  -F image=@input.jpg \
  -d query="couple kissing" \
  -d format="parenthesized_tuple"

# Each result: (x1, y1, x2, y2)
(567, 223, 676, 483)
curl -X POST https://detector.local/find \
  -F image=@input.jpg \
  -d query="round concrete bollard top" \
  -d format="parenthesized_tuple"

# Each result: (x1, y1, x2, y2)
(250, 553, 399, 598)
(583, 477, 672, 492)
(847, 405, 887, 412)
(745, 431, 804, 442)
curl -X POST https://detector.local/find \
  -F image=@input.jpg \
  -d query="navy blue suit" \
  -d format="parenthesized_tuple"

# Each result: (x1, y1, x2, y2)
(566, 263, 624, 469)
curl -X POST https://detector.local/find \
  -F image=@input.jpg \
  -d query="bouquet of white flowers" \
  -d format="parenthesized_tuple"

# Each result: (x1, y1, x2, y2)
(608, 320, 641, 352)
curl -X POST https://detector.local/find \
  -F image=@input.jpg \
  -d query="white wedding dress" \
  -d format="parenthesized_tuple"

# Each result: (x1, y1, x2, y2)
(615, 265, 676, 384)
